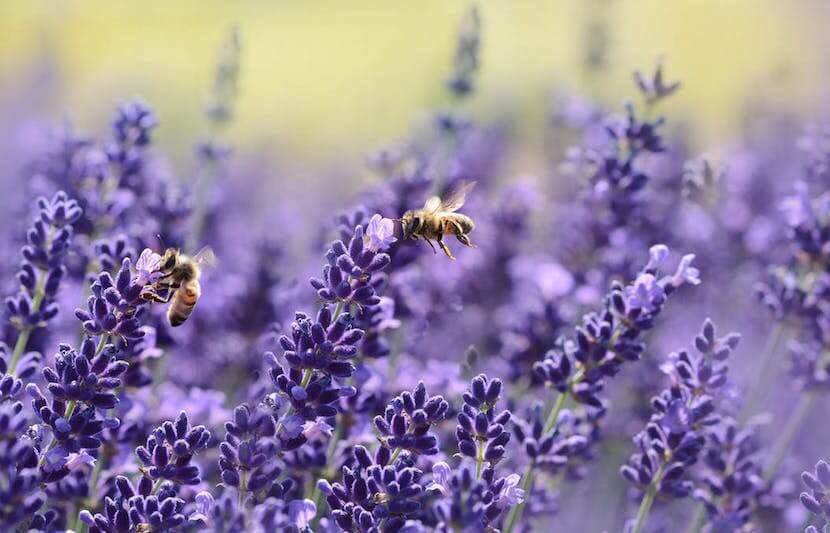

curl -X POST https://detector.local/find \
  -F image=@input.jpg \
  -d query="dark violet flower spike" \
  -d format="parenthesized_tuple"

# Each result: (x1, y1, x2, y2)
(6, 192, 82, 362)
(374, 382, 448, 456)
(135, 412, 211, 486)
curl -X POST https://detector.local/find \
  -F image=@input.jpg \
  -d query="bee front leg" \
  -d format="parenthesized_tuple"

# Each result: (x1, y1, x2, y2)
(423, 238, 438, 254)
(436, 234, 455, 261)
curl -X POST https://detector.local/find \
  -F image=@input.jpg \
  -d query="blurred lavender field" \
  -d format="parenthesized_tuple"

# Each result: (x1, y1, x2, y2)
(2, 2, 830, 533)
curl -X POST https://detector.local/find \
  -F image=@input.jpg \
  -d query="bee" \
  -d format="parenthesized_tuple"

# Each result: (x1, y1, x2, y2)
(400, 181, 476, 260)
(141, 247, 216, 327)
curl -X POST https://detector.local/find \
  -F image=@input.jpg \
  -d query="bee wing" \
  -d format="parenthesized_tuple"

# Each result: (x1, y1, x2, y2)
(423, 196, 442, 213)
(192, 246, 217, 270)
(439, 181, 476, 212)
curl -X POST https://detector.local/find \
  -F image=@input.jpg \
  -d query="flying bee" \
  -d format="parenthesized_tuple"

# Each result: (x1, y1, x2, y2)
(141, 246, 216, 327)
(399, 181, 476, 260)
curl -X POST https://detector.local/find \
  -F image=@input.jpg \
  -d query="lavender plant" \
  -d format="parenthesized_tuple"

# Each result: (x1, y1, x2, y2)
(0, 7, 827, 533)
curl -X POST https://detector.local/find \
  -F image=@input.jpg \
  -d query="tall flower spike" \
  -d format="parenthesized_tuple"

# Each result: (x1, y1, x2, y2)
(265, 354, 356, 451)
(428, 462, 525, 531)
(75, 256, 153, 342)
(219, 403, 292, 502)
(5, 192, 82, 363)
(373, 381, 449, 456)
(80, 475, 200, 533)
(456, 374, 512, 470)
(310, 219, 392, 308)
(446, 4, 481, 97)
(317, 445, 424, 532)
(279, 307, 364, 378)
(135, 411, 211, 486)
(621, 319, 740, 532)
(693, 419, 763, 532)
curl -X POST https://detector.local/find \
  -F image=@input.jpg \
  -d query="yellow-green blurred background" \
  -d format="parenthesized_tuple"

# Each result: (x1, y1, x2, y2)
(0, 0, 826, 173)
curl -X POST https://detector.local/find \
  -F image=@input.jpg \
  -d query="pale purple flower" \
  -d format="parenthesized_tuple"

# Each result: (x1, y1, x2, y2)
(302, 419, 333, 441)
(282, 414, 305, 439)
(426, 461, 452, 496)
(625, 273, 665, 312)
(66, 450, 96, 471)
(646, 244, 670, 271)
(188, 491, 214, 526)
(364, 213, 397, 252)
(780, 187, 814, 227)
(135, 248, 163, 285)
(288, 499, 317, 529)
(43, 445, 69, 472)
(400, 521, 427, 533)
(499, 473, 525, 506)
(672, 254, 701, 287)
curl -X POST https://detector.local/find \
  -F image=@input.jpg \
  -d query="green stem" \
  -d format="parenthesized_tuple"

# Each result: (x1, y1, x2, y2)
(389, 446, 402, 463)
(95, 334, 110, 356)
(504, 391, 568, 533)
(739, 322, 785, 421)
(8, 280, 46, 376)
(763, 392, 814, 480)
(8, 328, 33, 377)
(300, 368, 313, 387)
(9, 228, 55, 377)
(332, 301, 346, 322)
(151, 478, 164, 495)
(631, 465, 664, 533)
(238, 471, 249, 507)
(310, 422, 342, 529)
(274, 369, 314, 437)
(475, 444, 484, 479)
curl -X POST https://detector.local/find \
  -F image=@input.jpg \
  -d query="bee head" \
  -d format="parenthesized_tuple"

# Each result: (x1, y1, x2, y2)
(160, 248, 179, 271)
(400, 212, 421, 240)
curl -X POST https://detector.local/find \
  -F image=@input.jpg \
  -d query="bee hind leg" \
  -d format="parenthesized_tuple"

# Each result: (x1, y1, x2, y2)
(455, 232, 475, 248)
(451, 221, 476, 248)
(436, 234, 456, 260)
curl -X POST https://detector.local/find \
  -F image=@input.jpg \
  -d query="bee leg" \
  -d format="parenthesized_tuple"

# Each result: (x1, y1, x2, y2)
(455, 232, 475, 248)
(436, 234, 456, 260)
(451, 221, 476, 248)
(423, 238, 438, 254)
(141, 288, 172, 304)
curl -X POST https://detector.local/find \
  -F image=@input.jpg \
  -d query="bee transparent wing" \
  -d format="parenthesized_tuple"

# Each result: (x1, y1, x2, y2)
(439, 181, 476, 213)
(423, 196, 442, 213)
(192, 246, 217, 270)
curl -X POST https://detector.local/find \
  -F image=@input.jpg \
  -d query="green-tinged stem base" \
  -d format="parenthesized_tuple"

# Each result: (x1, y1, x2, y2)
(739, 322, 784, 422)
(631, 481, 659, 533)
(684, 504, 706, 533)
(504, 391, 568, 533)
(763, 392, 814, 480)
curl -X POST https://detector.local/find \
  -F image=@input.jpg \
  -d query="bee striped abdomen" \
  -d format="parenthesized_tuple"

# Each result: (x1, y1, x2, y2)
(167, 279, 201, 327)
